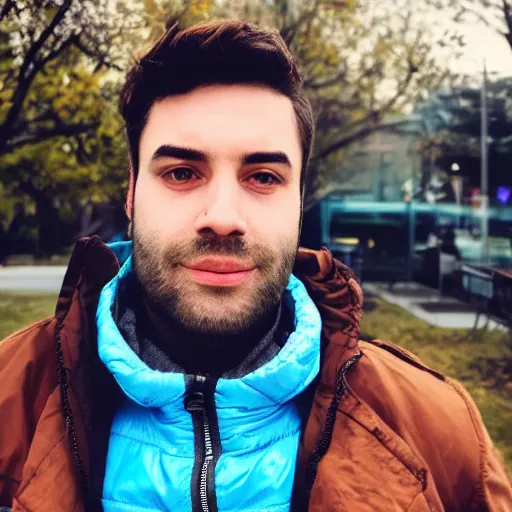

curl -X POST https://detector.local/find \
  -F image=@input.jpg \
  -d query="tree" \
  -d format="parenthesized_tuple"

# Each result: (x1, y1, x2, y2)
(430, 0, 512, 75)
(444, 0, 512, 51)
(0, 0, 143, 157)
(0, 64, 128, 255)
(0, 0, 139, 254)
(140, 0, 216, 39)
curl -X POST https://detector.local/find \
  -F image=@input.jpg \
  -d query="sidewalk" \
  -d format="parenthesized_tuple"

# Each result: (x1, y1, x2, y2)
(0, 266, 66, 292)
(363, 281, 506, 330)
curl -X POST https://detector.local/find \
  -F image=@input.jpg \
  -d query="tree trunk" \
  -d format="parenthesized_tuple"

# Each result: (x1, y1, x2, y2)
(17, 181, 60, 259)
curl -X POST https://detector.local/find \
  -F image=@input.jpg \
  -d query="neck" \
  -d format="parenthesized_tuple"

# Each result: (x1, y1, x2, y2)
(142, 297, 281, 376)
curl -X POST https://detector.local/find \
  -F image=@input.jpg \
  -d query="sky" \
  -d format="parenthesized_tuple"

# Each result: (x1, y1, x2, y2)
(368, 1, 512, 89)
(453, 22, 512, 78)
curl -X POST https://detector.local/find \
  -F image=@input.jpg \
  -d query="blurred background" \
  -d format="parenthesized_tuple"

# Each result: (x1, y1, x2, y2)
(0, 0, 511, 472)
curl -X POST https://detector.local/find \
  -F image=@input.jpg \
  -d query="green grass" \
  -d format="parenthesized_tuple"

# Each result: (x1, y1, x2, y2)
(362, 297, 512, 474)
(0, 292, 57, 340)
(1, 291, 511, 473)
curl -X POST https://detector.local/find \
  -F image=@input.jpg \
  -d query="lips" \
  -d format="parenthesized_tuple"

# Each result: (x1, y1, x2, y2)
(182, 257, 256, 287)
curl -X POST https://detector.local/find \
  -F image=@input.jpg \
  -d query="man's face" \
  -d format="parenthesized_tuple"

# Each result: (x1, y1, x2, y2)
(132, 84, 302, 335)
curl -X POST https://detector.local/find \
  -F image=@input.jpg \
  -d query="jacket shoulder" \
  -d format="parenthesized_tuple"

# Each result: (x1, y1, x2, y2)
(354, 338, 475, 442)
(359, 338, 445, 380)
(356, 338, 475, 422)
(0, 317, 58, 504)
(351, 338, 511, 510)
(355, 338, 481, 449)
(0, 316, 57, 373)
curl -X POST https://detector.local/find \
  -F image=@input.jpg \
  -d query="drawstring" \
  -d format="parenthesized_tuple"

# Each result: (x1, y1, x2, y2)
(55, 322, 90, 506)
(303, 353, 362, 503)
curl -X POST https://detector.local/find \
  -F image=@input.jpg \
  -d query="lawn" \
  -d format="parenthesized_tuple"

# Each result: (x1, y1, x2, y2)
(1, 291, 511, 474)
(0, 292, 57, 340)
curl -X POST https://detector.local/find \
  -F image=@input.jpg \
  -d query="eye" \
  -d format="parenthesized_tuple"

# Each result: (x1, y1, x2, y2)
(248, 172, 281, 186)
(163, 168, 196, 182)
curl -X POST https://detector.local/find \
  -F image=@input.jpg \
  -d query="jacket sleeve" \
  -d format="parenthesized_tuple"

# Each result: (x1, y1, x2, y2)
(448, 379, 512, 511)
(0, 317, 57, 506)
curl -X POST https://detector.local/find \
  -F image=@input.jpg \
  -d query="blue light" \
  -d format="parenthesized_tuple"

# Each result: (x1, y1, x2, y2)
(497, 187, 511, 205)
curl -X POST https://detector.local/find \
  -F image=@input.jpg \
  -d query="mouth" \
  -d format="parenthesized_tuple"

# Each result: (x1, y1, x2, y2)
(182, 257, 257, 287)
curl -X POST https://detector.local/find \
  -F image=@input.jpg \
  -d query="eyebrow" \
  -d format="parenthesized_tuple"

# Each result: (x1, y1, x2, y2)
(151, 145, 208, 162)
(242, 151, 291, 167)
(151, 145, 292, 168)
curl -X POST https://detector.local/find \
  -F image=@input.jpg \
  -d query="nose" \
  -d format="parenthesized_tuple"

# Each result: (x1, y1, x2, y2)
(194, 179, 247, 237)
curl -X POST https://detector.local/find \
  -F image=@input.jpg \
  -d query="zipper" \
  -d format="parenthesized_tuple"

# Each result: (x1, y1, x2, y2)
(200, 411, 213, 512)
(185, 375, 221, 512)
(55, 324, 90, 505)
(303, 353, 362, 503)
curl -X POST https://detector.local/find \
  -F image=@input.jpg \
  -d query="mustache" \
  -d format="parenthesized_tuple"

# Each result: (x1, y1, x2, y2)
(162, 235, 272, 266)
(193, 235, 248, 257)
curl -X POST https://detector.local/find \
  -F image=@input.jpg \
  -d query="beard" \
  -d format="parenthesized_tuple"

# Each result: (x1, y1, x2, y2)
(132, 223, 297, 336)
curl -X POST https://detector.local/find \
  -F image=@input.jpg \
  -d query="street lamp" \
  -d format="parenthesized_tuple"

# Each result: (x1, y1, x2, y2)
(481, 61, 489, 265)
(450, 165, 463, 228)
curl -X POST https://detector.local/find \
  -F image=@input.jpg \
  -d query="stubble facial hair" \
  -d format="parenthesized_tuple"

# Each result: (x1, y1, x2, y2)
(132, 221, 297, 337)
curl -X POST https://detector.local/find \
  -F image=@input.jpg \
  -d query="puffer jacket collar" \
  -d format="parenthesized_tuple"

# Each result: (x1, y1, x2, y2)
(96, 248, 321, 409)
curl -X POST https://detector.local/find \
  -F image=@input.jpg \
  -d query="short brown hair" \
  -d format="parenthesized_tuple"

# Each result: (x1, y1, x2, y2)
(119, 20, 314, 191)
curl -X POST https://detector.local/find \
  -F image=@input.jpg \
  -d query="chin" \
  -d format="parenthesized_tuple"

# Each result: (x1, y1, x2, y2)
(183, 317, 248, 336)
(180, 303, 253, 333)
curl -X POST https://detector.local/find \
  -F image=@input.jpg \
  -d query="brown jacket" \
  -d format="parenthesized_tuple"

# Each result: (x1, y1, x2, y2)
(0, 236, 511, 511)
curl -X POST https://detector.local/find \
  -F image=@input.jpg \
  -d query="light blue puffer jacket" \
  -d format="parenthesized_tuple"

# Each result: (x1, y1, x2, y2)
(97, 242, 321, 512)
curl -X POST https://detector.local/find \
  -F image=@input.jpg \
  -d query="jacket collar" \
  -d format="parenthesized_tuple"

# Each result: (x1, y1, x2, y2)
(293, 247, 363, 386)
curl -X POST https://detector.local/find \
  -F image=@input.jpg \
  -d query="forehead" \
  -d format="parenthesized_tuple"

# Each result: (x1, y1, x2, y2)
(140, 84, 302, 167)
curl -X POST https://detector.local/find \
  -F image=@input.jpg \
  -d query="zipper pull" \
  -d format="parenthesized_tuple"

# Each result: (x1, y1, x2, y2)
(185, 374, 207, 412)
(185, 390, 205, 413)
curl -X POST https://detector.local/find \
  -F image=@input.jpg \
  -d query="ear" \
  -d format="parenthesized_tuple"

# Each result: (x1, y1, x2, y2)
(125, 163, 135, 238)
(125, 163, 135, 221)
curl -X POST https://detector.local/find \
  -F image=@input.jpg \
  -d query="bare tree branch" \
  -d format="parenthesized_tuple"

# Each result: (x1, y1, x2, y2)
(41, 33, 77, 66)
(311, 51, 420, 163)
(304, 68, 348, 89)
(312, 118, 413, 161)
(279, 0, 321, 47)
(382, 61, 418, 112)
(0, 0, 126, 156)
(72, 37, 123, 72)
(453, 1, 509, 38)
(503, 0, 512, 48)
(0, 0, 15, 23)
(2, 121, 96, 155)
(0, 0, 73, 150)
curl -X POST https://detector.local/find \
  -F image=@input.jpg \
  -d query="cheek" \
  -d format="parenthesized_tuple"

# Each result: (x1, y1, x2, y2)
(250, 194, 301, 243)
(134, 177, 197, 232)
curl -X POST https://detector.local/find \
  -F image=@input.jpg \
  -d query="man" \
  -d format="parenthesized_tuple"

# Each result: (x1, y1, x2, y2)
(0, 20, 511, 512)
